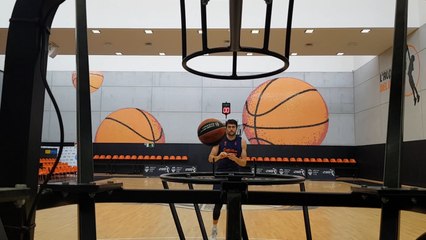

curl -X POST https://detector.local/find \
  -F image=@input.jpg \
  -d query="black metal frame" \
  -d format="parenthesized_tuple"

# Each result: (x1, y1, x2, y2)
(160, 172, 310, 240)
(180, 0, 294, 80)
(0, 0, 422, 239)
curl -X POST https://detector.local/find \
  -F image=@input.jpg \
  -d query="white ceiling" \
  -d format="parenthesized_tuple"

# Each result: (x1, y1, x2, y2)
(1, 0, 426, 72)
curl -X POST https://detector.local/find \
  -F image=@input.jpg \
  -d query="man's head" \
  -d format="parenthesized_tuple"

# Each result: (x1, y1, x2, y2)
(225, 119, 238, 138)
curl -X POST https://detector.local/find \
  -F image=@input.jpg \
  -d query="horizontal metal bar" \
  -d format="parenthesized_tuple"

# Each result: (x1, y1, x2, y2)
(37, 187, 426, 213)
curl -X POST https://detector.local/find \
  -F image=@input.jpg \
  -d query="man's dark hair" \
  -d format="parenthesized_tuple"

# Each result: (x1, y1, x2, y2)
(226, 119, 238, 126)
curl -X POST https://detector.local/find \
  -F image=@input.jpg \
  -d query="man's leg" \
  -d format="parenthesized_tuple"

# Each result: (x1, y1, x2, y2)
(211, 203, 223, 240)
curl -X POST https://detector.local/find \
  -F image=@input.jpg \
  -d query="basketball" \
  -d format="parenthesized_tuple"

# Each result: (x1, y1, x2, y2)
(95, 108, 165, 143)
(197, 118, 226, 146)
(72, 71, 104, 93)
(242, 77, 329, 145)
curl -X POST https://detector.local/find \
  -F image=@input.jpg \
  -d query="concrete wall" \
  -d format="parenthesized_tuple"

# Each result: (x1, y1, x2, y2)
(354, 23, 426, 144)
(42, 71, 355, 145)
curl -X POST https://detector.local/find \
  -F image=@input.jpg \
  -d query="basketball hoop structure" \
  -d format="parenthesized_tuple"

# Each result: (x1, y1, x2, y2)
(179, 0, 295, 80)
(161, 171, 304, 185)
(161, 172, 308, 239)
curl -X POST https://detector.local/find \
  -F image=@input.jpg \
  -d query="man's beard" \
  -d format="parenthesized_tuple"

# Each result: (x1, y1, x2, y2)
(227, 131, 236, 136)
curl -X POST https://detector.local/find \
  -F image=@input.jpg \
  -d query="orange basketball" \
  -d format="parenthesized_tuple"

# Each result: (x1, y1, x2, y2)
(242, 77, 328, 145)
(72, 71, 104, 93)
(197, 118, 226, 146)
(95, 108, 165, 143)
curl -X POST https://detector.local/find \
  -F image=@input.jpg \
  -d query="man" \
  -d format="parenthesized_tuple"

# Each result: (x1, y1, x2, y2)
(208, 119, 247, 240)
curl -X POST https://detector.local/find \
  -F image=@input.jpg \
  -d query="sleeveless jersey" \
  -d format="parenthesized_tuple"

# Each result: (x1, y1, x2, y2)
(216, 136, 242, 172)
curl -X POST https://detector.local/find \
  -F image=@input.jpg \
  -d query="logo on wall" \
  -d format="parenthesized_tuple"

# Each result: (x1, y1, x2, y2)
(242, 77, 329, 145)
(95, 108, 165, 143)
(379, 45, 421, 106)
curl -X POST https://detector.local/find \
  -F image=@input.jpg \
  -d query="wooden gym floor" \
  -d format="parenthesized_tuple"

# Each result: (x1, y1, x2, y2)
(34, 176, 426, 240)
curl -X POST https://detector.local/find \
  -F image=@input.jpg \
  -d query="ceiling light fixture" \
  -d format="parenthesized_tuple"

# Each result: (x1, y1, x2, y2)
(144, 30, 153, 34)
(246, 53, 253, 56)
(291, 52, 298, 56)
(251, 29, 259, 34)
(337, 52, 344, 56)
(304, 29, 314, 34)
(159, 52, 166, 56)
(361, 29, 371, 33)
(91, 29, 101, 34)
(179, 0, 295, 80)
(198, 30, 203, 34)
(115, 52, 123, 56)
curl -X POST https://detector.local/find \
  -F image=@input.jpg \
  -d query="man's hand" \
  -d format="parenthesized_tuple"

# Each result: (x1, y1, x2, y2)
(217, 152, 228, 160)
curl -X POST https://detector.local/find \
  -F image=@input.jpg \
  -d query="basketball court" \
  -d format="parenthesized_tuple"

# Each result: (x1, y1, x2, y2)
(1, 0, 426, 240)
(33, 176, 426, 240)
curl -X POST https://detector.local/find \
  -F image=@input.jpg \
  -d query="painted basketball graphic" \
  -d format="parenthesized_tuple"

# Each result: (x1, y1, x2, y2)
(72, 71, 104, 93)
(95, 108, 165, 143)
(242, 77, 329, 145)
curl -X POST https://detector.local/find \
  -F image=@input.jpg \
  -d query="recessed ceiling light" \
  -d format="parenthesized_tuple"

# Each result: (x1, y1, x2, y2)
(92, 29, 101, 34)
(198, 30, 203, 34)
(304, 29, 314, 34)
(291, 52, 298, 56)
(337, 52, 344, 56)
(144, 29, 153, 34)
(115, 52, 123, 56)
(246, 53, 253, 56)
(159, 52, 166, 56)
(361, 29, 371, 33)
(251, 29, 259, 34)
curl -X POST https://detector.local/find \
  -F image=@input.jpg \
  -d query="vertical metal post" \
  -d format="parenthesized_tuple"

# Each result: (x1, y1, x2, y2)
(300, 183, 312, 240)
(380, 0, 408, 239)
(226, 190, 242, 239)
(75, 0, 94, 184)
(75, 0, 96, 239)
(78, 194, 97, 240)
(223, 179, 247, 240)
(188, 183, 208, 240)
(229, 0, 242, 52)
(162, 181, 186, 240)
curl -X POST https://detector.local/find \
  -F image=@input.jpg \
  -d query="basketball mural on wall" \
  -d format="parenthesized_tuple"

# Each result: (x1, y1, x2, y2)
(242, 77, 329, 145)
(95, 108, 165, 143)
(72, 71, 104, 93)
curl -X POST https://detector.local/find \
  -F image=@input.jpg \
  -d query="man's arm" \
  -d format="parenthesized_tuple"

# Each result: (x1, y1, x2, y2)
(208, 145, 227, 163)
(228, 139, 247, 167)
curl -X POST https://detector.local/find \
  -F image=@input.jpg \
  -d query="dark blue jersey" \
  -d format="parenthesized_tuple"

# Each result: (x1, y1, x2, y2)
(216, 136, 242, 172)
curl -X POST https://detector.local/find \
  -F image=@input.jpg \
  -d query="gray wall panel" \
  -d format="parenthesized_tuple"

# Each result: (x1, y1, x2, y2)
(354, 76, 380, 113)
(153, 72, 202, 87)
(322, 114, 354, 146)
(103, 72, 153, 86)
(354, 57, 379, 86)
(51, 86, 76, 111)
(403, 95, 424, 141)
(152, 87, 202, 112)
(41, 111, 51, 142)
(203, 77, 253, 88)
(305, 72, 353, 88)
(48, 111, 77, 142)
(202, 87, 252, 113)
(355, 107, 385, 145)
(42, 69, 356, 145)
(51, 71, 73, 86)
(154, 112, 201, 143)
(101, 86, 152, 112)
